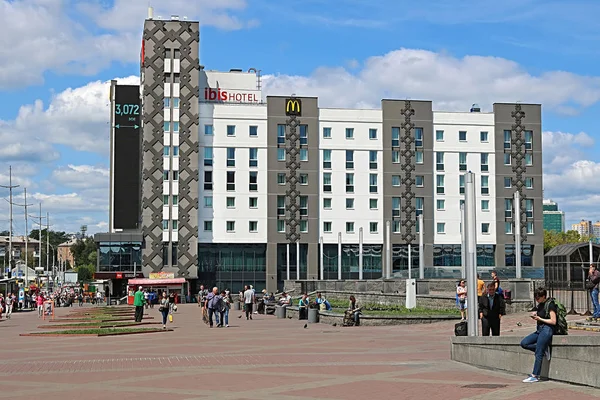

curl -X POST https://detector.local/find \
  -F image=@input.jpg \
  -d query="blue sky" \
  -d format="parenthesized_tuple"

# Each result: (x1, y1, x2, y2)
(1, 0, 599, 235)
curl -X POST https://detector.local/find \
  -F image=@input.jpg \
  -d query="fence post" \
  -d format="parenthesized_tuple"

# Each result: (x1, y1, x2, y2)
(567, 281, 578, 315)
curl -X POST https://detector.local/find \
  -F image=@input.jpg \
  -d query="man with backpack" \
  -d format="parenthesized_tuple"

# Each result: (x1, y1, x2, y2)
(520, 287, 568, 383)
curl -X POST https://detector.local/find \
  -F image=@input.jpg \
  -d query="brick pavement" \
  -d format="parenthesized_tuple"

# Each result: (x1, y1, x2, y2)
(0, 305, 598, 399)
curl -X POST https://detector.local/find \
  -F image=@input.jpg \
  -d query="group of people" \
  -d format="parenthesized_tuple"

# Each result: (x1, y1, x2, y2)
(133, 286, 177, 328)
(197, 285, 234, 328)
(456, 271, 507, 336)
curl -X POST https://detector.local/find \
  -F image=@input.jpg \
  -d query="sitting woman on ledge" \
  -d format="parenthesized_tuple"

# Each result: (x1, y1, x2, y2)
(344, 295, 362, 326)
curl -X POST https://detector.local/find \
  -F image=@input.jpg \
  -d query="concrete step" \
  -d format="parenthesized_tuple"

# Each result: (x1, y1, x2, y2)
(569, 321, 600, 332)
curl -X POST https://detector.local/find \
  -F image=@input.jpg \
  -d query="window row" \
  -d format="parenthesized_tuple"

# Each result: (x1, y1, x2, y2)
(163, 146, 179, 156)
(201, 171, 258, 192)
(322, 150, 378, 170)
(162, 220, 179, 230)
(203, 196, 259, 209)
(322, 127, 378, 140)
(278, 124, 309, 145)
(503, 198, 535, 219)
(202, 221, 260, 233)
(203, 124, 258, 137)
(322, 222, 380, 233)
(203, 147, 260, 167)
(435, 222, 534, 235)
(163, 97, 180, 108)
(322, 173, 378, 193)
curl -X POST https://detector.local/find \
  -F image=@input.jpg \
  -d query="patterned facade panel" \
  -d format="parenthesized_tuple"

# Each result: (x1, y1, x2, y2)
(400, 100, 416, 244)
(285, 113, 301, 243)
(510, 104, 528, 243)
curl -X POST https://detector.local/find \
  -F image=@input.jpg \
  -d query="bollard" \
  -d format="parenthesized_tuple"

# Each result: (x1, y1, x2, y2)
(308, 308, 319, 323)
(275, 305, 286, 319)
(234, 301, 241, 311)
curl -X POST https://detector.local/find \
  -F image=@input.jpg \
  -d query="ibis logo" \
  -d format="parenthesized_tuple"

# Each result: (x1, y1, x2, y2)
(285, 98, 302, 116)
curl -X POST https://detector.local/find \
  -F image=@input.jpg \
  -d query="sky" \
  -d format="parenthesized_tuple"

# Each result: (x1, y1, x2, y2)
(1, 0, 599, 235)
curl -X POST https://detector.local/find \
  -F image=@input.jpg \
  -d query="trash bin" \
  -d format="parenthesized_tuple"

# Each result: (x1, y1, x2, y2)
(308, 308, 319, 324)
(234, 301, 241, 311)
(275, 305, 286, 319)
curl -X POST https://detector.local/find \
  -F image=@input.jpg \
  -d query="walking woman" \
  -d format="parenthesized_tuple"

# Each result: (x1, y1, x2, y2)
(159, 292, 170, 329)
(220, 290, 231, 327)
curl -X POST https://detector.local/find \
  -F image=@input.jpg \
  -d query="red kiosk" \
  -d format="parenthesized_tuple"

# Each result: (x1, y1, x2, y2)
(126, 272, 187, 305)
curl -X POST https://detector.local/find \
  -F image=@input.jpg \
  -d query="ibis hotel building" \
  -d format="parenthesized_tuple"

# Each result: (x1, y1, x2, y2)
(97, 15, 544, 294)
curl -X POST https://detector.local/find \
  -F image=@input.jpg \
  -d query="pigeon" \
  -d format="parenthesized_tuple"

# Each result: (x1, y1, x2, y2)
(303, 324, 308, 329)
(516, 322, 522, 327)
(332, 323, 337, 327)
(238, 315, 242, 318)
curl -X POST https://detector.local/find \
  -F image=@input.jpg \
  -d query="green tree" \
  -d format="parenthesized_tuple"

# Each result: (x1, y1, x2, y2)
(544, 229, 591, 253)
(76, 264, 95, 282)
(70, 237, 96, 268)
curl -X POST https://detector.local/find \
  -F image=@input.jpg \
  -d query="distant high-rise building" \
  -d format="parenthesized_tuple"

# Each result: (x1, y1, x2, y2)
(543, 199, 565, 233)
(571, 219, 592, 236)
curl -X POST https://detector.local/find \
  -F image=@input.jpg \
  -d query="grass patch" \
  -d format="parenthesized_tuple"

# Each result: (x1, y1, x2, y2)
(32, 327, 165, 335)
(326, 299, 459, 316)
(42, 321, 146, 328)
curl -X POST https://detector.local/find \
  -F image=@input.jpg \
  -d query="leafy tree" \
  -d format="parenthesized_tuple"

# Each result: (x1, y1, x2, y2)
(0, 230, 9, 236)
(544, 229, 591, 253)
(70, 237, 96, 268)
(76, 264, 95, 282)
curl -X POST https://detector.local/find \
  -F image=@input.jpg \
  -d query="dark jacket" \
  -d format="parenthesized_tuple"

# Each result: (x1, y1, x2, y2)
(478, 293, 506, 320)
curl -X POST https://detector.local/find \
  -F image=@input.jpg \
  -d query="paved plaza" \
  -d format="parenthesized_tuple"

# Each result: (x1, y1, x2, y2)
(0, 305, 598, 399)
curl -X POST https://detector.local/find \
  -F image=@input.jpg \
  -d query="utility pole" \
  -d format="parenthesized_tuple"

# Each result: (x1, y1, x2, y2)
(28, 203, 47, 285)
(10, 188, 34, 285)
(47, 212, 50, 284)
(0, 166, 20, 278)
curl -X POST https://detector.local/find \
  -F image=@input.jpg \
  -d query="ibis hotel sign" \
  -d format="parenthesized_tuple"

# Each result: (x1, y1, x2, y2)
(202, 87, 261, 104)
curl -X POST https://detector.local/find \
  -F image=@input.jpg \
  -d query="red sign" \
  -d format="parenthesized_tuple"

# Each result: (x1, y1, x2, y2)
(116, 273, 123, 279)
(203, 87, 259, 103)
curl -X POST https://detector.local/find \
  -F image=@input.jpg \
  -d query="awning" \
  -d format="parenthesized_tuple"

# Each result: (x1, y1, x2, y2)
(128, 278, 186, 285)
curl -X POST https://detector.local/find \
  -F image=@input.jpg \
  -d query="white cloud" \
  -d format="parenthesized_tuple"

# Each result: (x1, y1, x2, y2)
(542, 131, 594, 173)
(50, 165, 109, 190)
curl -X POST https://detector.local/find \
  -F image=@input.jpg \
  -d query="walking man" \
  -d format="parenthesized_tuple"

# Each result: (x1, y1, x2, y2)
(204, 287, 220, 328)
(478, 282, 506, 336)
(588, 264, 600, 319)
(243, 285, 255, 320)
(134, 286, 145, 322)
(5, 293, 13, 319)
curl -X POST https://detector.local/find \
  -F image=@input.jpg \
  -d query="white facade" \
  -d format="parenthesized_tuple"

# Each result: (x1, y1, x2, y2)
(433, 112, 497, 245)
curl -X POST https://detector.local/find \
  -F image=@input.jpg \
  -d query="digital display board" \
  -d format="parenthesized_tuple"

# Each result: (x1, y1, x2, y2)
(113, 85, 141, 230)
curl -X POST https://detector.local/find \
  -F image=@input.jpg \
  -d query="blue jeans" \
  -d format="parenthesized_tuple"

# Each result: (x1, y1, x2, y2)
(161, 309, 169, 325)
(591, 288, 600, 317)
(520, 325, 553, 376)
(222, 308, 229, 325)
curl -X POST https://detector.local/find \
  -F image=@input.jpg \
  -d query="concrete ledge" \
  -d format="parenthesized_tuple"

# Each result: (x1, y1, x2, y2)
(451, 335, 600, 388)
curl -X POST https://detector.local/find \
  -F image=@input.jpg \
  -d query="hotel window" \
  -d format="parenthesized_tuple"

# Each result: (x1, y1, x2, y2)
(300, 220, 308, 233)
(226, 171, 235, 191)
(227, 148, 236, 167)
(392, 150, 400, 163)
(173, 171, 179, 180)
(346, 222, 355, 233)
(346, 173, 354, 193)
(249, 197, 258, 208)
(277, 148, 285, 161)
(436, 152, 444, 171)
(204, 147, 213, 166)
(164, 98, 170, 108)
(173, 49, 180, 58)
(173, 146, 179, 157)
(369, 151, 377, 169)
(369, 174, 378, 193)
(415, 175, 424, 187)
(172, 195, 178, 206)
(459, 175, 465, 194)
(300, 148, 308, 161)
(173, 74, 180, 84)
(163, 121, 170, 132)
(437, 223, 445, 234)
(392, 127, 400, 146)
(249, 125, 258, 137)
(480, 131, 488, 142)
(437, 199, 445, 210)
(277, 196, 285, 216)
(369, 128, 377, 139)
(249, 221, 258, 233)
(172, 98, 180, 108)
(504, 177, 512, 188)
(415, 128, 423, 147)
(459, 131, 467, 141)
(163, 146, 170, 156)
(249, 148, 258, 167)
(277, 124, 285, 144)
(436, 130, 444, 141)
(204, 221, 213, 232)
(299, 125, 308, 145)
(481, 200, 489, 211)
(346, 150, 354, 169)
(525, 153, 533, 166)
(527, 222, 534, 235)
(504, 153, 511, 165)
(505, 222, 512, 234)
(526, 199, 534, 218)
(436, 175, 445, 194)
(323, 198, 332, 209)
(392, 197, 400, 217)
(482, 223, 490, 234)
(300, 196, 308, 216)
(504, 130, 511, 149)
(172, 220, 178, 230)
(299, 173, 308, 185)
(323, 127, 331, 138)
(525, 177, 533, 189)
(370, 199, 378, 209)
(525, 130, 533, 150)
(346, 198, 354, 209)
(226, 221, 235, 232)
(346, 128, 354, 139)
(162, 220, 168, 230)
(323, 173, 332, 192)
(204, 171, 213, 190)
(416, 197, 424, 216)
(505, 198, 513, 218)
(370, 222, 378, 233)
(480, 153, 489, 172)
(172, 122, 179, 132)
(459, 152, 467, 171)
(481, 175, 489, 195)
(249, 171, 258, 191)
(163, 195, 169, 206)
(277, 173, 286, 185)
(323, 222, 332, 233)
(204, 124, 213, 135)
(392, 175, 401, 187)
(415, 151, 423, 164)
(226, 197, 235, 208)
(277, 220, 285, 233)
(322, 149, 332, 169)
(226, 125, 236, 136)
(392, 221, 401, 234)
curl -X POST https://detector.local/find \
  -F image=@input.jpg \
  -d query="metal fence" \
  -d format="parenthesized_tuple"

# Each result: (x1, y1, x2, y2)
(545, 280, 593, 316)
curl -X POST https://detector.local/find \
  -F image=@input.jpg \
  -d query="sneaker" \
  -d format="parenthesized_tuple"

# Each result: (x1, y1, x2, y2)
(250, 315, 253, 320)
(163, 325, 166, 329)
(226, 324, 229, 327)
(522, 376, 539, 383)
(545, 348, 551, 361)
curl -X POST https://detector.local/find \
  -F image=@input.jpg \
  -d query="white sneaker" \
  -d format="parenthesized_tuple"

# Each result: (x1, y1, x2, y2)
(226, 324, 229, 327)
(523, 376, 539, 383)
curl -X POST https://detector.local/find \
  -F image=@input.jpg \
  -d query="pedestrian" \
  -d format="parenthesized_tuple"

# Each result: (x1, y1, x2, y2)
(5, 293, 13, 319)
(587, 264, 600, 320)
(478, 282, 506, 336)
(159, 292, 170, 329)
(205, 287, 220, 328)
(36, 292, 44, 318)
(134, 286, 145, 322)
(456, 280, 467, 321)
(520, 287, 557, 383)
(220, 290, 230, 327)
(243, 285, 255, 320)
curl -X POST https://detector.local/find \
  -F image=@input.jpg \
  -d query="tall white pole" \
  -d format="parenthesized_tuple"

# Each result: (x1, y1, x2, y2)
(39, 203, 42, 272)
(386, 221, 391, 279)
(358, 227, 364, 280)
(514, 191, 522, 279)
(408, 244, 412, 279)
(464, 172, 478, 337)
(8, 166, 13, 277)
(590, 240, 593, 267)
(24, 188, 28, 285)
(46, 212, 50, 285)
(296, 241, 300, 280)
(418, 214, 424, 279)
(286, 243, 290, 281)
(460, 203, 466, 280)
(319, 236, 324, 280)
(337, 232, 342, 280)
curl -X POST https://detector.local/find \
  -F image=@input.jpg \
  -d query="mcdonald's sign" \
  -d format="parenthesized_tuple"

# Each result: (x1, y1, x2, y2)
(285, 98, 302, 116)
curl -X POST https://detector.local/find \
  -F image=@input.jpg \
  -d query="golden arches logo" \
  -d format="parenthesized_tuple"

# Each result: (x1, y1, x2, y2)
(285, 99, 302, 116)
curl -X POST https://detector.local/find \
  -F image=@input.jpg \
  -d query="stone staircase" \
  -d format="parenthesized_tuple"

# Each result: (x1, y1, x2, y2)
(569, 318, 600, 332)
